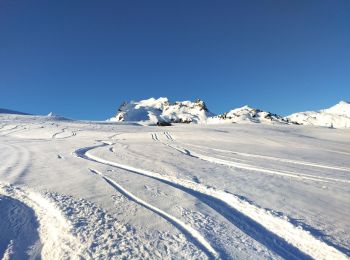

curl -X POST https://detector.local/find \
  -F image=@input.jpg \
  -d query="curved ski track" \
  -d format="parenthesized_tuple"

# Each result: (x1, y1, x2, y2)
(0, 184, 86, 259)
(155, 133, 350, 184)
(74, 140, 348, 260)
(88, 168, 218, 259)
(182, 142, 350, 173)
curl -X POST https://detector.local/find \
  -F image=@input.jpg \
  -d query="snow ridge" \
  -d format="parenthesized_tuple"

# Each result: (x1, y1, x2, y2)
(208, 105, 292, 125)
(109, 97, 214, 125)
(287, 101, 350, 128)
(109, 98, 295, 126)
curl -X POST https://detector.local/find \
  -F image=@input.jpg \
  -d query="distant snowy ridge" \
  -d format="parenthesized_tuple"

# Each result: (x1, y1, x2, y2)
(287, 101, 350, 128)
(109, 97, 214, 125)
(110, 98, 350, 128)
(207, 105, 292, 125)
(0, 108, 30, 115)
(4, 100, 350, 128)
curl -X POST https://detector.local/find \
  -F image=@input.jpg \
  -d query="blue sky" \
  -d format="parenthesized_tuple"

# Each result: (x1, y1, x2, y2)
(0, 0, 349, 120)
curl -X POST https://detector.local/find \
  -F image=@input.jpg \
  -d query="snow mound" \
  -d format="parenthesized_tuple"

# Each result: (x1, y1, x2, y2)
(109, 97, 214, 125)
(287, 101, 350, 128)
(208, 105, 291, 125)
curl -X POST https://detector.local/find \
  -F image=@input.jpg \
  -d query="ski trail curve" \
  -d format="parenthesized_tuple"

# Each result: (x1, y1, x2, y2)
(0, 142, 31, 182)
(88, 168, 218, 259)
(182, 143, 350, 172)
(0, 184, 87, 259)
(74, 142, 348, 260)
(164, 143, 350, 184)
(52, 127, 67, 139)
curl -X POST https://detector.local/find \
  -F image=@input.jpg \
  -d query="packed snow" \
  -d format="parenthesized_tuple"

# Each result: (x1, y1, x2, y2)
(287, 101, 350, 128)
(0, 109, 349, 259)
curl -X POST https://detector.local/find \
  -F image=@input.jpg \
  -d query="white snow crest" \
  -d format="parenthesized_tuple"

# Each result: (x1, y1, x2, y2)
(110, 97, 214, 124)
(207, 105, 291, 125)
(287, 101, 350, 128)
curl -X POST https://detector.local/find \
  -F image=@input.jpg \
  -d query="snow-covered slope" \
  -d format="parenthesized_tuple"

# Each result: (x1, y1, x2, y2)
(208, 105, 291, 125)
(287, 101, 350, 128)
(110, 97, 214, 125)
(1, 114, 349, 259)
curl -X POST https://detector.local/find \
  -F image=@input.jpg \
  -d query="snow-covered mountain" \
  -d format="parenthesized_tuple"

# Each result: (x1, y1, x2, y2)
(207, 105, 292, 125)
(287, 101, 350, 128)
(109, 97, 214, 125)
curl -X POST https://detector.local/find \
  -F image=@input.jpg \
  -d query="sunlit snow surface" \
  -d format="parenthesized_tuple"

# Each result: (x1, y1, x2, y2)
(0, 113, 349, 259)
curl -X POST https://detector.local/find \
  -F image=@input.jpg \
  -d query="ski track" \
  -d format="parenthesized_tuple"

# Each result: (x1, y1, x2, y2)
(74, 142, 348, 260)
(88, 168, 218, 259)
(0, 125, 27, 136)
(151, 133, 160, 141)
(153, 132, 348, 183)
(164, 131, 174, 141)
(52, 127, 77, 139)
(0, 184, 87, 259)
(0, 144, 18, 174)
(182, 142, 350, 173)
(162, 141, 350, 184)
(161, 131, 350, 173)
(0, 142, 31, 182)
(52, 127, 67, 139)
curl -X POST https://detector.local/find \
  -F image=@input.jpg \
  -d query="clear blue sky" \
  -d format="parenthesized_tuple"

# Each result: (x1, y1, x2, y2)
(0, 0, 349, 120)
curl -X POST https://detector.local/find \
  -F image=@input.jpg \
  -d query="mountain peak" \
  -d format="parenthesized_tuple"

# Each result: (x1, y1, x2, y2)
(322, 101, 350, 116)
(207, 105, 291, 125)
(110, 97, 214, 125)
(338, 100, 349, 105)
(287, 101, 350, 128)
